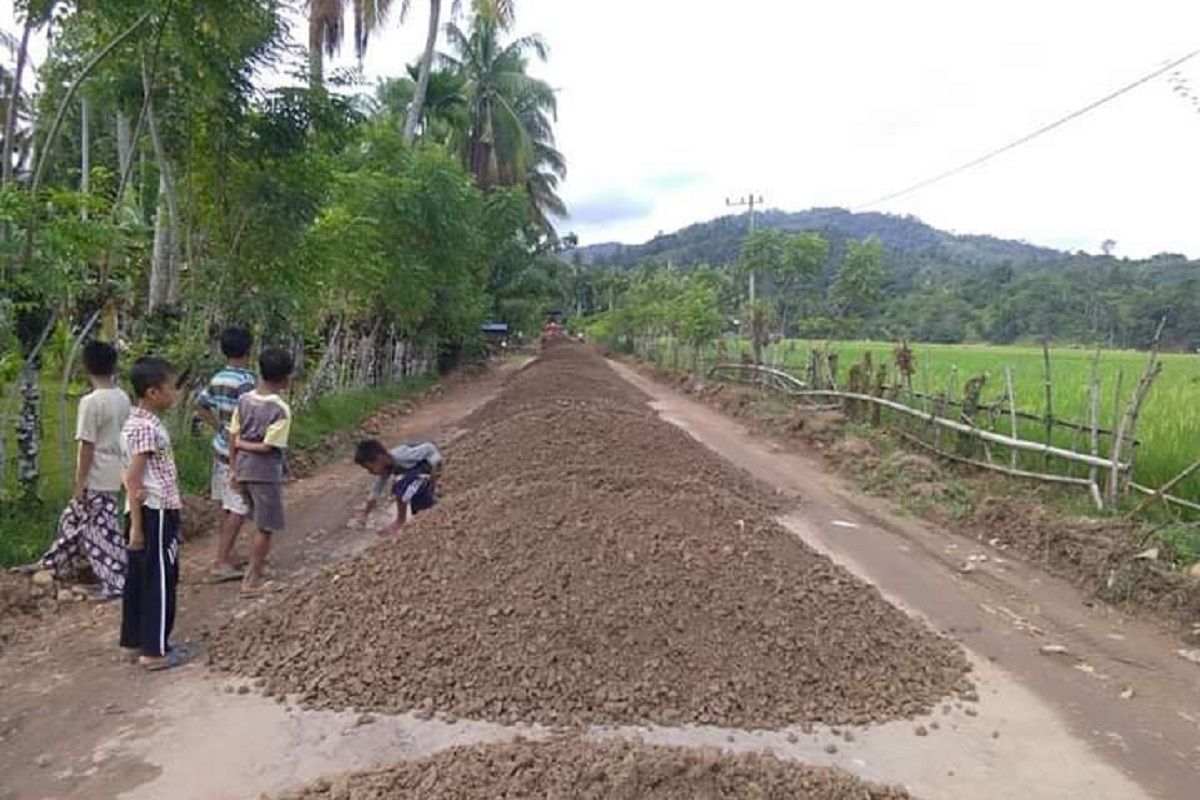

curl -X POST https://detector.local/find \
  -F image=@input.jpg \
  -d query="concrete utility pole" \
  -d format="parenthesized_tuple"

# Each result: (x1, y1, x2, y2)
(726, 193, 763, 302)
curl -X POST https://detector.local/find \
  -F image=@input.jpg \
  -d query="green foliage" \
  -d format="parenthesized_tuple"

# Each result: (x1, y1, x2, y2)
(579, 208, 1200, 351)
(0, 1, 566, 508)
(831, 237, 886, 317)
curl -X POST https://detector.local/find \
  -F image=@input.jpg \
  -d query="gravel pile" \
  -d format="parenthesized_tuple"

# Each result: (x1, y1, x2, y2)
(211, 343, 969, 729)
(277, 737, 915, 800)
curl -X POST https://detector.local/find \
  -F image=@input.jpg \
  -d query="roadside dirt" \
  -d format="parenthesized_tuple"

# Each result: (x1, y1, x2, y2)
(210, 343, 970, 729)
(647, 363, 1200, 631)
(0, 365, 513, 800)
(617, 359, 1200, 800)
(277, 736, 914, 800)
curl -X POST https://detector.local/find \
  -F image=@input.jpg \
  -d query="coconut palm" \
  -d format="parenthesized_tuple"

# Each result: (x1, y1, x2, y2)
(307, 0, 406, 86)
(403, 0, 514, 143)
(376, 65, 468, 144)
(440, 13, 547, 184)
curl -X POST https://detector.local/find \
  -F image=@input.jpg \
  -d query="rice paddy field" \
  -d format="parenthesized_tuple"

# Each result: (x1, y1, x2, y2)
(645, 338, 1200, 507)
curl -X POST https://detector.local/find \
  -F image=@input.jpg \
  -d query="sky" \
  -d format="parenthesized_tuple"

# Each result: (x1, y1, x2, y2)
(7, 0, 1200, 258)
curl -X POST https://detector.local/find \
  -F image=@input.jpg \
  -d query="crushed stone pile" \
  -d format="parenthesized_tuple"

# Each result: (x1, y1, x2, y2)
(211, 342, 969, 729)
(278, 737, 915, 800)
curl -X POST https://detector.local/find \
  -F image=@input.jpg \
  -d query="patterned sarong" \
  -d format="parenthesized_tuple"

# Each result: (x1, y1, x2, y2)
(40, 490, 127, 596)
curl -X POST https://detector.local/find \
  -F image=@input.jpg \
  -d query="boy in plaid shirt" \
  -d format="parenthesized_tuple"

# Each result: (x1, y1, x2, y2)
(120, 357, 184, 671)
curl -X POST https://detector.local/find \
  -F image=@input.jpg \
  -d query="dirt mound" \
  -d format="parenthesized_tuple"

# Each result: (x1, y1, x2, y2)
(966, 496, 1200, 623)
(278, 737, 914, 800)
(211, 346, 968, 729)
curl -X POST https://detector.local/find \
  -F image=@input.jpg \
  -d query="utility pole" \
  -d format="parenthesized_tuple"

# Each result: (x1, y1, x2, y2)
(726, 193, 763, 302)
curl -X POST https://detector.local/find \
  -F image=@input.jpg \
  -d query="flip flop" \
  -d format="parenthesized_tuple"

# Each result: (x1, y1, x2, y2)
(140, 647, 187, 672)
(208, 564, 246, 584)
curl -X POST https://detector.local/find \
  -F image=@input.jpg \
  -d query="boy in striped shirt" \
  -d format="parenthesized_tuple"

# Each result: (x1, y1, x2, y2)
(196, 326, 256, 583)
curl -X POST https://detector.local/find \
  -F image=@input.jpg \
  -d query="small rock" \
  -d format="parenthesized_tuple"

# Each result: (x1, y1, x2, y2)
(1039, 644, 1070, 656)
(964, 708, 978, 717)
(992, 730, 1001, 739)
(786, 732, 799, 744)
(56, 589, 75, 602)
(1188, 562, 1200, 580)
(1120, 686, 1135, 700)
(842, 730, 855, 742)
(1176, 648, 1200, 666)
(824, 743, 838, 754)
(356, 714, 375, 726)
(35, 754, 51, 768)
(236, 685, 250, 695)
(32, 570, 54, 587)
(915, 725, 928, 737)
(1132, 547, 1159, 561)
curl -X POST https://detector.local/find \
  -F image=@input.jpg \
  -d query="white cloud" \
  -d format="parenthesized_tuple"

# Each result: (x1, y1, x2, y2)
(8, 0, 1200, 257)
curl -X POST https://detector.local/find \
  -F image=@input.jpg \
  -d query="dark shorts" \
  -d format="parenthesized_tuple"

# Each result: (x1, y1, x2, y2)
(393, 469, 437, 516)
(241, 482, 285, 533)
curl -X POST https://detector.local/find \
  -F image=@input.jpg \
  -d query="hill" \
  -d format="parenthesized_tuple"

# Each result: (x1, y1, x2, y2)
(577, 207, 1068, 270)
(574, 208, 1200, 350)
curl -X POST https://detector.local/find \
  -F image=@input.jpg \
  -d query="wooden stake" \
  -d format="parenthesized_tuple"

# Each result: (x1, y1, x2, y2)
(1041, 339, 1054, 471)
(1004, 366, 1018, 468)
(1127, 457, 1200, 518)
(1108, 317, 1167, 506)
(1087, 352, 1101, 490)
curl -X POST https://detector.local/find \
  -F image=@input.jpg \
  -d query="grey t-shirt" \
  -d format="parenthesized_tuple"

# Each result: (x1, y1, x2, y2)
(370, 442, 443, 498)
(77, 386, 132, 493)
(230, 391, 292, 483)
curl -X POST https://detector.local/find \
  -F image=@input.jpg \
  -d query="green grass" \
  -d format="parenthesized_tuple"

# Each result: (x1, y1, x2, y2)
(0, 375, 437, 567)
(644, 336, 1200, 507)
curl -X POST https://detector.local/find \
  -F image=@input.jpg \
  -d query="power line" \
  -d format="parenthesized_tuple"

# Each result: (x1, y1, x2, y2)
(854, 45, 1200, 211)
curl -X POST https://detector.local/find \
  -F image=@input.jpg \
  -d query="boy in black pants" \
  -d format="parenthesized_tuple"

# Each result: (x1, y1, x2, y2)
(120, 357, 184, 671)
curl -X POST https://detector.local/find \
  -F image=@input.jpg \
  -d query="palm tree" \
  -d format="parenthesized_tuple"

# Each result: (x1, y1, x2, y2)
(404, 0, 514, 144)
(377, 65, 468, 144)
(441, 14, 546, 184)
(307, 0, 406, 87)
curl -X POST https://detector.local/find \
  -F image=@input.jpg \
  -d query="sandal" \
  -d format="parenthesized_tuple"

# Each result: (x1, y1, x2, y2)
(140, 647, 187, 672)
(208, 564, 246, 584)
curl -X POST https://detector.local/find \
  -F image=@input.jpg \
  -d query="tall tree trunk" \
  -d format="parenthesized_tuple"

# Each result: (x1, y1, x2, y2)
(403, 0, 441, 144)
(80, 95, 90, 220)
(116, 110, 133, 179)
(149, 172, 173, 311)
(144, 71, 181, 312)
(15, 358, 42, 503)
(1, 14, 35, 187)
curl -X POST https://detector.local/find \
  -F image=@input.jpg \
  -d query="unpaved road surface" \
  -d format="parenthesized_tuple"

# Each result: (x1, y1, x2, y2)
(211, 344, 968, 731)
(0, 349, 1196, 800)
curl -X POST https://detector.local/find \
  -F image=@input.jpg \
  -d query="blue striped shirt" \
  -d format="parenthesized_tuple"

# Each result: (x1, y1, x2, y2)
(196, 365, 256, 458)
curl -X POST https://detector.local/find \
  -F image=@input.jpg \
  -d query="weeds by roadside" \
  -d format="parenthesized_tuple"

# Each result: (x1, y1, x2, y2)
(0, 376, 437, 568)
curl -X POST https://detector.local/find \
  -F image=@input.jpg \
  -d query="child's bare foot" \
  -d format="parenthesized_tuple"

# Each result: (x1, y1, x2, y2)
(240, 578, 267, 599)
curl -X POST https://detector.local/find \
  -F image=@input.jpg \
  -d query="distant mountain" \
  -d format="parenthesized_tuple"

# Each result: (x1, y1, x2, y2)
(577, 207, 1068, 271)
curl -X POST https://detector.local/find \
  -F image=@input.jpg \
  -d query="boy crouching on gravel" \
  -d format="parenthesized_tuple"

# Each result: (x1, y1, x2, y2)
(120, 357, 184, 671)
(229, 347, 294, 599)
(354, 439, 443, 535)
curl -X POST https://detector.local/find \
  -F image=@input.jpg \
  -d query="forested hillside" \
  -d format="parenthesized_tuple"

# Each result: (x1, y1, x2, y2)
(575, 208, 1200, 350)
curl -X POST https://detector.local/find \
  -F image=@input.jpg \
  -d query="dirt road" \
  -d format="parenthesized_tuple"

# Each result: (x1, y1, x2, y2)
(0, 353, 1196, 800)
(613, 360, 1200, 800)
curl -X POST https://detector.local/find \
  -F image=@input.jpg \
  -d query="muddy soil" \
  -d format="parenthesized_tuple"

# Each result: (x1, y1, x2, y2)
(211, 343, 968, 730)
(277, 737, 914, 800)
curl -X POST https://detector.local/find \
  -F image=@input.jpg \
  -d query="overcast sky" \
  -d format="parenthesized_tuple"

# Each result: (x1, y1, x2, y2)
(8, 0, 1200, 257)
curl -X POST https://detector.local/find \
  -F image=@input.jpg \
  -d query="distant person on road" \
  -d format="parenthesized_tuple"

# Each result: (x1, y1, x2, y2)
(195, 326, 256, 584)
(120, 357, 184, 671)
(229, 347, 294, 599)
(354, 439, 443, 534)
(39, 341, 131, 601)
